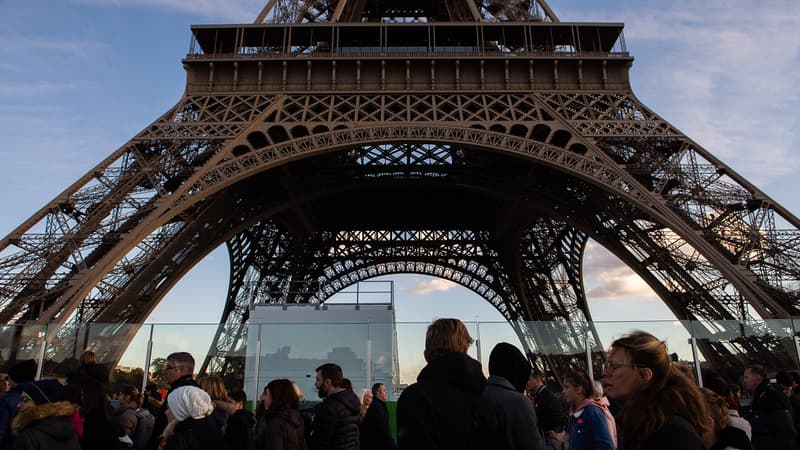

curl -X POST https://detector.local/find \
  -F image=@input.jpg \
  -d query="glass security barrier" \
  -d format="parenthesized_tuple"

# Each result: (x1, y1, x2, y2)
(0, 324, 47, 376)
(246, 322, 370, 405)
(38, 322, 149, 388)
(6, 318, 799, 399)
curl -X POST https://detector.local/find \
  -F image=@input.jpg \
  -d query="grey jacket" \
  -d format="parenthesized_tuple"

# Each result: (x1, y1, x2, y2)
(484, 375, 547, 450)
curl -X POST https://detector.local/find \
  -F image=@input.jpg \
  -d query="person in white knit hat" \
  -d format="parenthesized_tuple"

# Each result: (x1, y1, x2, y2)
(161, 386, 225, 450)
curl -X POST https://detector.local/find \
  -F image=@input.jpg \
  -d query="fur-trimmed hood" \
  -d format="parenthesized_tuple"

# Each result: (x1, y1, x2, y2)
(12, 401, 76, 436)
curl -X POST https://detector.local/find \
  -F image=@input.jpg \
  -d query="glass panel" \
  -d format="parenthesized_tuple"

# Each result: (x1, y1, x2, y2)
(149, 324, 220, 387)
(687, 319, 747, 383)
(594, 321, 694, 361)
(112, 324, 151, 390)
(742, 319, 798, 371)
(253, 322, 370, 403)
(41, 322, 149, 386)
(394, 322, 432, 391)
(0, 324, 47, 375)
(520, 320, 592, 388)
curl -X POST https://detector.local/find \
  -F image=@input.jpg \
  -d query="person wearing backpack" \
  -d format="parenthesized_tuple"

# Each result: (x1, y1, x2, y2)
(132, 402, 155, 450)
(114, 386, 142, 443)
(113, 385, 154, 450)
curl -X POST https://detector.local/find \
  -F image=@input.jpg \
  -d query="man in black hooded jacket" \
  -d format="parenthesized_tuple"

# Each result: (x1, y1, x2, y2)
(397, 318, 500, 450)
(310, 363, 361, 450)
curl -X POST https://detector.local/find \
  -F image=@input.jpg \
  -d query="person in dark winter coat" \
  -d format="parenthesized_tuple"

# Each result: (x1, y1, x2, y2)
(80, 382, 120, 450)
(310, 363, 361, 450)
(163, 386, 225, 450)
(397, 318, 500, 450)
(484, 343, 548, 450)
(527, 370, 565, 440)
(226, 389, 255, 450)
(0, 359, 37, 450)
(256, 379, 306, 450)
(744, 365, 799, 450)
(147, 352, 198, 450)
(359, 383, 395, 450)
(11, 379, 80, 450)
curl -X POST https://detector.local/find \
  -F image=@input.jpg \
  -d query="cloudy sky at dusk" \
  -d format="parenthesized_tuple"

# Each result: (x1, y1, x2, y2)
(1, 1, 798, 376)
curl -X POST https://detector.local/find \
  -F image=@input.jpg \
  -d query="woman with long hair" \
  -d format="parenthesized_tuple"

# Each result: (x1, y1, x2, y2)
(563, 370, 615, 450)
(197, 375, 235, 430)
(602, 331, 709, 450)
(699, 388, 752, 450)
(254, 379, 306, 450)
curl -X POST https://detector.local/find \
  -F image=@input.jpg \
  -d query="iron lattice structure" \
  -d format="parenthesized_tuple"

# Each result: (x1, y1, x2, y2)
(1, 0, 799, 382)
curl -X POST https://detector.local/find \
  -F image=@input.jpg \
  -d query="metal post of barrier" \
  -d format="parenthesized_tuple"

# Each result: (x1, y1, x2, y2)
(475, 320, 482, 364)
(252, 325, 262, 412)
(690, 336, 703, 387)
(585, 331, 594, 381)
(35, 325, 48, 380)
(792, 321, 800, 368)
(366, 338, 372, 390)
(141, 324, 154, 395)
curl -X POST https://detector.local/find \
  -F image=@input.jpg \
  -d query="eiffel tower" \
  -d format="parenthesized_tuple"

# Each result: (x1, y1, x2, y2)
(0, 0, 798, 383)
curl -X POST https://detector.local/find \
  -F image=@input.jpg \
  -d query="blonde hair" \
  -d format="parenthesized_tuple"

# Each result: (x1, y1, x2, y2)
(197, 375, 227, 401)
(361, 388, 372, 405)
(424, 318, 474, 362)
(700, 388, 730, 432)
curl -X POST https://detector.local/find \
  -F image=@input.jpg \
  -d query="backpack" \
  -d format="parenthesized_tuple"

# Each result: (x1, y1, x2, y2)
(132, 408, 155, 450)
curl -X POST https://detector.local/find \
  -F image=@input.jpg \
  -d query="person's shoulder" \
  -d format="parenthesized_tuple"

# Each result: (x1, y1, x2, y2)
(581, 403, 609, 421)
(646, 415, 704, 449)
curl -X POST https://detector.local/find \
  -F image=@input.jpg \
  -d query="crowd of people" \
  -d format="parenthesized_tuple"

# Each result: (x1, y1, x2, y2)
(0, 319, 798, 450)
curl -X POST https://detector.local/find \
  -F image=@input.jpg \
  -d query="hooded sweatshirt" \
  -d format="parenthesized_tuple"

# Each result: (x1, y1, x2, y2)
(11, 401, 80, 450)
(397, 352, 499, 450)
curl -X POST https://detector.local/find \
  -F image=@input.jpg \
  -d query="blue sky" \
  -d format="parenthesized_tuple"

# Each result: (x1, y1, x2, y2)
(1, 1, 799, 363)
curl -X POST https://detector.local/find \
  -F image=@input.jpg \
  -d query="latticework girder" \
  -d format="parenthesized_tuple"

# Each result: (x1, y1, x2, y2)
(0, 10, 798, 383)
(256, 0, 557, 23)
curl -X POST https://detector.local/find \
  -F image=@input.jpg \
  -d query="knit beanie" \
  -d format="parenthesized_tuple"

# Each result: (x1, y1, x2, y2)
(8, 359, 37, 384)
(488, 342, 531, 393)
(22, 379, 64, 405)
(167, 386, 214, 422)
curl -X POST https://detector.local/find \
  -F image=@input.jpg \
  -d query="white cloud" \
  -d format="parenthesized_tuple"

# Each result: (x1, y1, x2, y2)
(408, 278, 457, 295)
(0, 81, 81, 98)
(586, 267, 656, 299)
(583, 242, 659, 300)
(0, 36, 107, 59)
(559, 1, 800, 186)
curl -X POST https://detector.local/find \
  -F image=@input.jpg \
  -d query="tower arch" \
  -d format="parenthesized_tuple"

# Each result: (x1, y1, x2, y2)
(1, 1, 799, 383)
